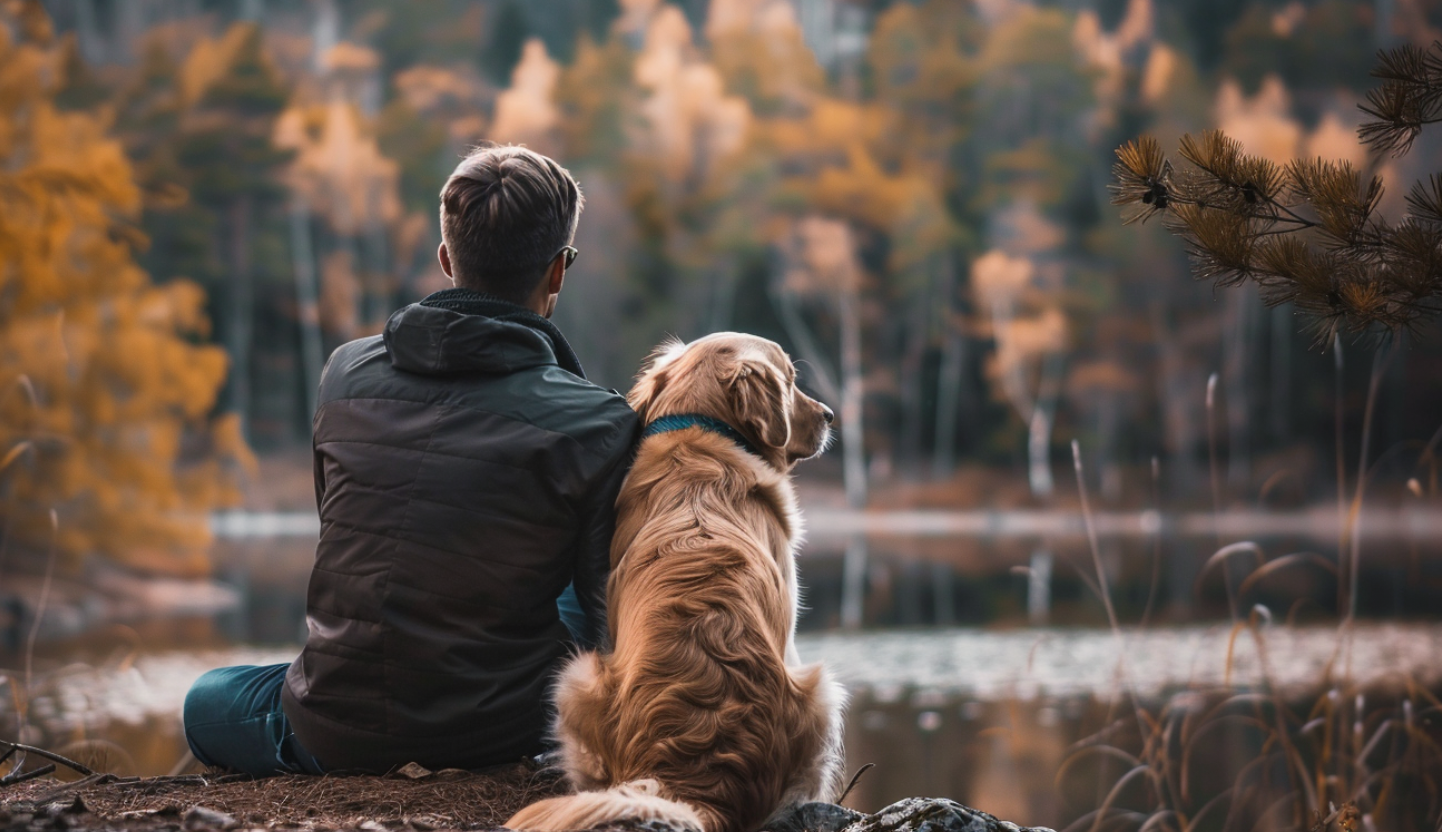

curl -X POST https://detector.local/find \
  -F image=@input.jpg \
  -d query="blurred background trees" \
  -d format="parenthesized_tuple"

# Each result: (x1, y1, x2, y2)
(0, 4, 250, 577)
(4, 0, 1441, 577)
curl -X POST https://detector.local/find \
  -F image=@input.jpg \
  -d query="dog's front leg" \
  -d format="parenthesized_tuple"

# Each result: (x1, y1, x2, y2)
(780, 665, 848, 806)
(552, 651, 611, 791)
(780, 548, 804, 668)
(786, 641, 802, 668)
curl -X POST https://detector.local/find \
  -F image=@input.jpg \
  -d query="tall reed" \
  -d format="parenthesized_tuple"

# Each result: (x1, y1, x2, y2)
(1060, 352, 1442, 831)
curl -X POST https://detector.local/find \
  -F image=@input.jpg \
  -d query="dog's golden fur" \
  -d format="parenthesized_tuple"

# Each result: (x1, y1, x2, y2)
(506, 333, 845, 832)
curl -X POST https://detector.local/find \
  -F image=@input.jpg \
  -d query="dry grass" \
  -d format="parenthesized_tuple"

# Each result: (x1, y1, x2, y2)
(1056, 676, 1442, 831)
(1058, 428, 1442, 832)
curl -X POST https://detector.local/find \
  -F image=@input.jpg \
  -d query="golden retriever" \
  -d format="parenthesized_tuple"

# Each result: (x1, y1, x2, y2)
(506, 333, 846, 832)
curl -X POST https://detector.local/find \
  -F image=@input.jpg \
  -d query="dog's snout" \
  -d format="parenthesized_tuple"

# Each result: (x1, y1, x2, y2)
(821, 405, 834, 424)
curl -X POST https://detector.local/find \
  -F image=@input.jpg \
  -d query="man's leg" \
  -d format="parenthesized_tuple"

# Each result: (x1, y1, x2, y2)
(183, 663, 324, 777)
(556, 583, 587, 644)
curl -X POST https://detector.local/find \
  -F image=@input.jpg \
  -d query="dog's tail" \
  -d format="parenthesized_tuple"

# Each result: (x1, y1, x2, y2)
(506, 779, 710, 832)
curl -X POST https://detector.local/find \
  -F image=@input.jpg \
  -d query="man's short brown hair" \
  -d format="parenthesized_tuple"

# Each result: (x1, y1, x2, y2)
(439, 145, 583, 303)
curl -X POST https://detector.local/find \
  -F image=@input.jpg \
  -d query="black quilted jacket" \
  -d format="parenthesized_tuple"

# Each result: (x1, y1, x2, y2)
(281, 294, 638, 772)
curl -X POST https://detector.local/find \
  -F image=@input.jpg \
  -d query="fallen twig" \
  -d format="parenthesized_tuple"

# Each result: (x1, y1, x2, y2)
(0, 740, 96, 777)
(0, 762, 55, 785)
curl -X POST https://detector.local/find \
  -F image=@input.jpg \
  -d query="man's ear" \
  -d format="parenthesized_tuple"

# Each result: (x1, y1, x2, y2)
(731, 361, 791, 449)
(438, 243, 454, 279)
(545, 254, 566, 295)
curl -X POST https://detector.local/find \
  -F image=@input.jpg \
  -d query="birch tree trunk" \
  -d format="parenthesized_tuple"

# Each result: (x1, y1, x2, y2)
(837, 286, 868, 629)
(838, 286, 866, 509)
(898, 274, 931, 476)
(767, 262, 868, 629)
(362, 220, 389, 331)
(1223, 289, 1254, 490)
(708, 258, 738, 334)
(227, 196, 254, 440)
(931, 254, 965, 479)
(1269, 304, 1291, 443)
(767, 268, 842, 405)
(290, 197, 324, 423)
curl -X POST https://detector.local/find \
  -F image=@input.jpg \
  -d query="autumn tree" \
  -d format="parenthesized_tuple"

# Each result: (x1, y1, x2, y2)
(275, 95, 404, 363)
(1217, 0, 1378, 96)
(868, 3, 1098, 478)
(112, 37, 201, 300)
(176, 24, 292, 440)
(89, 23, 295, 441)
(0, 5, 249, 577)
(539, 5, 761, 388)
(483, 1, 529, 84)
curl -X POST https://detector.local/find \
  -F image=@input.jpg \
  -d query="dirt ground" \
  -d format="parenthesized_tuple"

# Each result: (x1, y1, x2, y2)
(1, 769, 1065, 832)
(0, 762, 571, 832)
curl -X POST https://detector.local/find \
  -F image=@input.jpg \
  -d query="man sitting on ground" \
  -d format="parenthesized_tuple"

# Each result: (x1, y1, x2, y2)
(183, 145, 638, 776)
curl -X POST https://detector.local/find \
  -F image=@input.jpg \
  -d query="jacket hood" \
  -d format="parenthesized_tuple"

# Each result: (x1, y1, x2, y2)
(383, 303, 557, 376)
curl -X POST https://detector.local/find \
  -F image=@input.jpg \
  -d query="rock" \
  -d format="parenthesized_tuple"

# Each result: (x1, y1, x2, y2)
(584, 799, 1051, 832)
(765, 802, 864, 832)
(182, 805, 238, 830)
(590, 822, 687, 832)
(849, 798, 1055, 832)
(40, 797, 88, 817)
(431, 769, 472, 782)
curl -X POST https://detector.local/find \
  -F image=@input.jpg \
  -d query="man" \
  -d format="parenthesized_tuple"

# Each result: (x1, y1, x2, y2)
(183, 145, 638, 776)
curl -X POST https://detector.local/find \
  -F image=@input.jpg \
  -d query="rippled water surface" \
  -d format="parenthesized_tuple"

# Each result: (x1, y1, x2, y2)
(8, 622, 1441, 825)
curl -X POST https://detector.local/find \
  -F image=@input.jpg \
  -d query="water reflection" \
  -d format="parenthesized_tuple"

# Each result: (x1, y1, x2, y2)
(204, 504, 1442, 640)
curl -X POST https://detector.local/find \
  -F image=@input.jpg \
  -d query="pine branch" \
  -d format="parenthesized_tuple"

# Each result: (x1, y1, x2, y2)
(1406, 173, 1442, 226)
(1359, 41, 1442, 155)
(1114, 42, 1442, 344)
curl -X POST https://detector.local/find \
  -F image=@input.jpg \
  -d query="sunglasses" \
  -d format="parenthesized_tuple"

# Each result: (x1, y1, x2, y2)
(555, 245, 579, 270)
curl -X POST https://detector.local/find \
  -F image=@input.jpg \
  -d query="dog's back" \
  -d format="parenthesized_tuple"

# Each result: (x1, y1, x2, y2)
(559, 541, 834, 832)
(507, 334, 845, 832)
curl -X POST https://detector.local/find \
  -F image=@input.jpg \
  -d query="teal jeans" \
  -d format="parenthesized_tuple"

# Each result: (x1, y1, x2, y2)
(182, 663, 325, 776)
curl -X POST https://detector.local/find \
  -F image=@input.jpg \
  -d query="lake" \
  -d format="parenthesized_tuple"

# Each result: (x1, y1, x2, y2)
(5, 505, 1442, 828)
(7, 622, 1442, 828)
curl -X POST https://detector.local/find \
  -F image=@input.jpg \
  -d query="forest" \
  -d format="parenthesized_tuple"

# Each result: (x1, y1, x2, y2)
(1, 0, 1436, 581)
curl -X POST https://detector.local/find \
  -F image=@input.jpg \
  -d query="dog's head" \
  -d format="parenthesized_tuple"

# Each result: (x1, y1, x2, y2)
(628, 333, 833, 470)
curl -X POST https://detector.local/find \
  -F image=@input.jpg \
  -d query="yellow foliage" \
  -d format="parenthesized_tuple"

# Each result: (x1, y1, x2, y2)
(0, 17, 247, 576)
(177, 22, 251, 106)
(491, 39, 561, 150)
(277, 100, 402, 236)
(980, 6, 1077, 72)
(760, 97, 956, 273)
(867, 0, 980, 170)
(551, 37, 633, 161)
(628, 7, 751, 184)
(707, 0, 823, 113)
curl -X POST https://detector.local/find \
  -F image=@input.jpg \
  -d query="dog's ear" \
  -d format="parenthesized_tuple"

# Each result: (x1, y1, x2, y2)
(627, 367, 668, 420)
(628, 338, 685, 419)
(730, 360, 791, 450)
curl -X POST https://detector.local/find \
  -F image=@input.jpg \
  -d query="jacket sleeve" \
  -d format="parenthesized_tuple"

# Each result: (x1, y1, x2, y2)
(311, 349, 341, 514)
(570, 415, 640, 651)
(313, 441, 325, 513)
